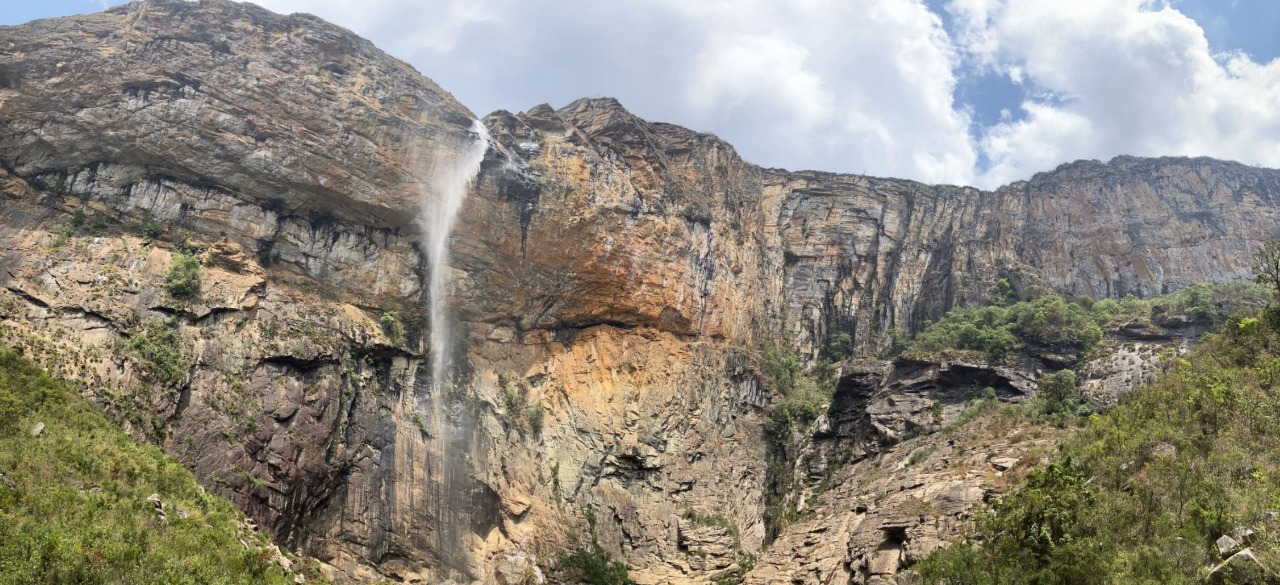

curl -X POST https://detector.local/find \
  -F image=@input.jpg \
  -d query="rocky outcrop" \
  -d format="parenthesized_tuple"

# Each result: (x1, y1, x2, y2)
(0, 0, 477, 302)
(4, 2, 1280, 583)
(487, 96, 1280, 364)
(746, 384, 1062, 585)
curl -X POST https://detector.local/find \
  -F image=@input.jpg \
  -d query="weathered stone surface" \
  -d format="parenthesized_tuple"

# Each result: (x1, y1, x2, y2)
(989, 457, 1018, 472)
(4, 2, 1280, 584)
(744, 402, 1059, 585)
(1232, 526, 1258, 546)
(0, 0, 478, 303)
(1208, 548, 1271, 585)
(1218, 535, 1242, 559)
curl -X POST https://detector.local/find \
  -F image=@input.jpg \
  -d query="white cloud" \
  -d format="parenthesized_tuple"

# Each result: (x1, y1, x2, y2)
(247, 0, 979, 185)
(656, 0, 979, 183)
(250, 0, 496, 53)
(242, 0, 1280, 189)
(950, 0, 1280, 186)
(687, 34, 836, 132)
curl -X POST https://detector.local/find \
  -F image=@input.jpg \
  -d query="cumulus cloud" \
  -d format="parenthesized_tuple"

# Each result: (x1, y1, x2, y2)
(248, 0, 978, 185)
(686, 33, 836, 132)
(951, 0, 1280, 186)
(664, 0, 977, 183)
(245, 0, 1280, 189)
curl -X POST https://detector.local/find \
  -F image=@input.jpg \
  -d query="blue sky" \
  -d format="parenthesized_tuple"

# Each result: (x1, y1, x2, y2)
(5, 0, 1280, 188)
(930, 0, 1280, 141)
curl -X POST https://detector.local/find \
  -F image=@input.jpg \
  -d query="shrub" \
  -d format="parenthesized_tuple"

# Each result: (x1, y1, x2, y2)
(920, 300, 1280, 584)
(1154, 281, 1271, 326)
(164, 252, 202, 299)
(140, 216, 165, 240)
(919, 458, 1106, 584)
(1253, 240, 1280, 300)
(765, 377, 829, 446)
(525, 404, 544, 435)
(123, 319, 188, 387)
(902, 285, 1270, 363)
(760, 342, 800, 396)
(555, 508, 635, 585)
(823, 331, 854, 360)
(881, 327, 909, 358)
(1007, 295, 1100, 348)
(379, 311, 403, 345)
(500, 373, 528, 415)
(908, 305, 1020, 361)
(1032, 369, 1085, 418)
(760, 342, 837, 544)
(994, 277, 1019, 305)
(498, 373, 544, 435)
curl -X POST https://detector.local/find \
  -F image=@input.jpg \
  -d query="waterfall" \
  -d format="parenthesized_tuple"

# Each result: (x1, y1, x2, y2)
(417, 119, 490, 581)
(423, 119, 489, 396)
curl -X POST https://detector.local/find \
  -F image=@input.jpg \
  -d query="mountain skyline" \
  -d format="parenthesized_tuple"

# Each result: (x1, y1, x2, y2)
(8, 0, 1279, 189)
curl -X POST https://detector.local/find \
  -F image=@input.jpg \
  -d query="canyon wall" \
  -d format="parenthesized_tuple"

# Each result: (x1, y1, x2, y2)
(3, 1, 1280, 583)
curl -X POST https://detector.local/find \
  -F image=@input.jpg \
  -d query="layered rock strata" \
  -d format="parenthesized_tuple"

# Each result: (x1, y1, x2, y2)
(2, 1, 1280, 583)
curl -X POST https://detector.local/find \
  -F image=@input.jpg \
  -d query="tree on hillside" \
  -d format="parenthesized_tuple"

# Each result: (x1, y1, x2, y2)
(1252, 240, 1280, 300)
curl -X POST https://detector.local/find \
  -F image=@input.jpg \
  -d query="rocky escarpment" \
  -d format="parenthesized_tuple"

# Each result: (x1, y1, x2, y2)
(764, 156, 1280, 361)
(747, 314, 1209, 584)
(0, 2, 776, 582)
(0, 0, 478, 302)
(3, 1, 1280, 584)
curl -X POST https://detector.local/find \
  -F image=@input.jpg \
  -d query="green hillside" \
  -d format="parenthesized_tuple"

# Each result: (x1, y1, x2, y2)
(0, 347, 315, 584)
(919, 304, 1280, 584)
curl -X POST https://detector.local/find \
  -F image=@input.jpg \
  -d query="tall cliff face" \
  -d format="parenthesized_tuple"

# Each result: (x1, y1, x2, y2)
(496, 101, 1280, 361)
(0, 0, 478, 302)
(3, 1, 1280, 583)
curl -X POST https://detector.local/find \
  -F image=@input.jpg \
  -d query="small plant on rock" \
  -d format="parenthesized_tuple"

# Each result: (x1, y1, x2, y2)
(164, 252, 202, 299)
(379, 311, 404, 345)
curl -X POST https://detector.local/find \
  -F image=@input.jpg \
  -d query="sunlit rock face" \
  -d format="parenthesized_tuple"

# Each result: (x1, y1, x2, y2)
(486, 97, 1280, 362)
(3, 1, 1280, 583)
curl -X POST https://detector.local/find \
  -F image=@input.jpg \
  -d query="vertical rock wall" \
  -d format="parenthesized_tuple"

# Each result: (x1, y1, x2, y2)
(3, 2, 1280, 583)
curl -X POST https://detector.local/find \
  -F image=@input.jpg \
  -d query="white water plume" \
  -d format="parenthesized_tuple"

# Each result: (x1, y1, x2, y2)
(422, 119, 489, 395)
(415, 118, 490, 582)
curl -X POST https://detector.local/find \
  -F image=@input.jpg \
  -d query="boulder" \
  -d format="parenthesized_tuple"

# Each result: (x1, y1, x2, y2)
(1216, 534, 1241, 559)
(1208, 548, 1272, 585)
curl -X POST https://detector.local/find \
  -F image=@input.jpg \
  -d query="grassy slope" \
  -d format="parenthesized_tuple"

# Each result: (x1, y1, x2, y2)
(0, 347, 309, 584)
(919, 307, 1280, 584)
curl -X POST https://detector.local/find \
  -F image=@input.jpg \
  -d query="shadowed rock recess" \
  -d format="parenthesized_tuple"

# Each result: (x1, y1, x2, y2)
(2, 1, 1280, 583)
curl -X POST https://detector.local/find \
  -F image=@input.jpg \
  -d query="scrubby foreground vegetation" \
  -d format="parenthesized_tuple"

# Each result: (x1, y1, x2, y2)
(0, 347, 312, 584)
(919, 303, 1280, 583)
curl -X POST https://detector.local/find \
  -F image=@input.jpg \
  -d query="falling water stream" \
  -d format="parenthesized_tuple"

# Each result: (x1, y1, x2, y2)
(424, 119, 490, 397)
(418, 119, 490, 582)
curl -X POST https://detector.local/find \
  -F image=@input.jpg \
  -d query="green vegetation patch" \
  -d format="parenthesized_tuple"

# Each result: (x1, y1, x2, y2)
(907, 294, 1102, 362)
(906, 282, 1271, 363)
(122, 318, 189, 388)
(0, 347, 304, 584)
(498, 373, 544, 435)
(553, 507, 635, 585)
(164, 252, 202, 300)
(759, 342, 838, 543)
(918, 304, 1280, 584)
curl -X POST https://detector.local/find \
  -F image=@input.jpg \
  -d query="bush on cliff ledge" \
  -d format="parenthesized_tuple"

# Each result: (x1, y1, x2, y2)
(164, 251, 202, 299)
